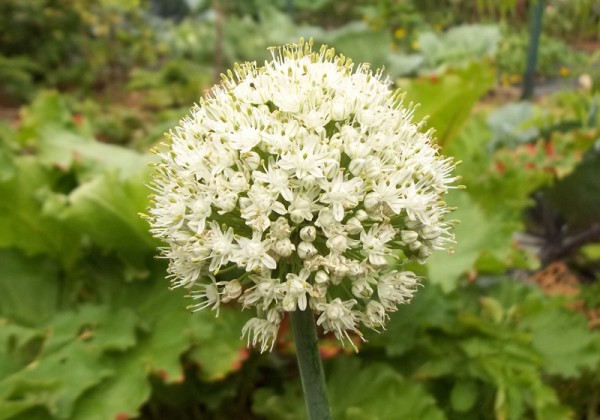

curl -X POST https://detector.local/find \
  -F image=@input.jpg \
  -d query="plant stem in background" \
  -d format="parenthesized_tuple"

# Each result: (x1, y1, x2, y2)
(521, 0, 546, 100)
(290, 307, 332, 420)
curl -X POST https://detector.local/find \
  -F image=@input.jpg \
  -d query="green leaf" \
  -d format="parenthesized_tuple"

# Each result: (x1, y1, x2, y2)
(0, 305, 138, 419)
(418, 24, 500, 69)
(16, 91, 73, 146)
(450, 379, 478, 412)
(190, 308, 251, 381)
(73, 266, 251, 419)
(426, 191, 511, 291)
(253, 357, 445, 420)
(0, 158, 81, 265)
(0, 250, 61, 326)
(69, 346, 152, 420)
(329, 358, 445, 420)
(0, 321, 43, 379)
(398, 61, 496, 148)
(37, 128, 153, 181)
(486, 102, 539, 149)
(64, 169, 158, 270)
(519, 298, 600, 378)
(546, 149, 600, 229)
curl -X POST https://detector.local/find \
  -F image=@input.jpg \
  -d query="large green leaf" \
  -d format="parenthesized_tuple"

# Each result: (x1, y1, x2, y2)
(397, 61, 496, 148)
(329, 358, 445, 420)
(0, 305, 139, 420)
(0, 250, 61, 326)
(519, 297, 600, 378)
(72, 266, 250, 419)
(63, 169, 158, 270)
(0, 158, 81, 266)
(189, 307, 252, 382)
(418, 24, 500, 69)
(546, 149, 600, 229)
(426, 191, 511, 292)
(16, 91, 75, 147)
(37, 128, 153, 181)
(253, 357, 445, 420)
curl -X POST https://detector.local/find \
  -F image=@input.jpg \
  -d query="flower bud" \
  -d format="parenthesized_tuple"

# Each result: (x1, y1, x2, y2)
(408, 240, 422, 251)
(331, 98, 350, 121)
(241, 151, 261, 170)
(345, 217, 363, 235)
(271, 217, 291, 239)
(355, 209, 368, 221)
(364, 300, 387, 328)
(267, 307, 282, 324)
(364, 192, 379, 211)
(214, 193, 237, 213)
(315, 270, 329, 284)
(401, 230, 419, 244)
(310, 283, 327, 298)
(418, 245, 432, 260)
(420, 225, 441, 240)
(351, 278, 373, 298)
(229, 173, 248, 191)
(297, 241, 318, 259)
(315, 208, 336, 228)
(273, 238, 295, 257)
(349, 158, 365, 176)
(404, 218, 422, 230)
(326, 234, 349, 253)
(221, 280, 242, 303)
(300, 226, 317, 242)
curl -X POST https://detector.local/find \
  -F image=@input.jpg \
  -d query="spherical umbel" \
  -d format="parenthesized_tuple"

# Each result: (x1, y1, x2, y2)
(146, 39, 457, 352)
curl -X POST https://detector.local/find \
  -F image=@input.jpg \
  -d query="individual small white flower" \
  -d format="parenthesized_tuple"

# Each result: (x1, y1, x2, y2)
(282, 269, 313, 311)
(377, 271, 420, 311)
(220, 279, 242, 303)
(253, 159, 294, 202)
(316, 298, 363, 349)
(361, 300, 388, 329)
(232, 232, 276, 271)
(351, 277, 374, 298)
(326, 233, 355, 254)
(242, 316, 280, 353)
(278, 136, 333, 181)
(240, 271, 281, 310)
(288, 188, 321, 223)
(207, 221, 237, 272)
(360, 224, 395, 266)
(147, 39, 457, 352)
(189, 275, 220, 315)
(319, 172, 364, 221)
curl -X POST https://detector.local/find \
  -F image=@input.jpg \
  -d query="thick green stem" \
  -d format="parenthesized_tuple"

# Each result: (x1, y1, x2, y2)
(290, 306, 332, 420)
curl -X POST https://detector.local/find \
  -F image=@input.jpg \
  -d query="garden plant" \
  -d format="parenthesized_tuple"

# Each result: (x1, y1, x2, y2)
(0, 1, 599, 419)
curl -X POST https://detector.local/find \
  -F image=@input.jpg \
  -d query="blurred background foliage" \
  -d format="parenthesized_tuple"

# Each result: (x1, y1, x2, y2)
(0, 0, 599, 419)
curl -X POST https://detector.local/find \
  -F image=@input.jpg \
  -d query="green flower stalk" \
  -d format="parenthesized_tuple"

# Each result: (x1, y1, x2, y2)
(146, 38, 457, 419)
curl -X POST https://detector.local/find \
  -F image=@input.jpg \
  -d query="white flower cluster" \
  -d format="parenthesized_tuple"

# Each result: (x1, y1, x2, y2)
(147, 39, 456, 352)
